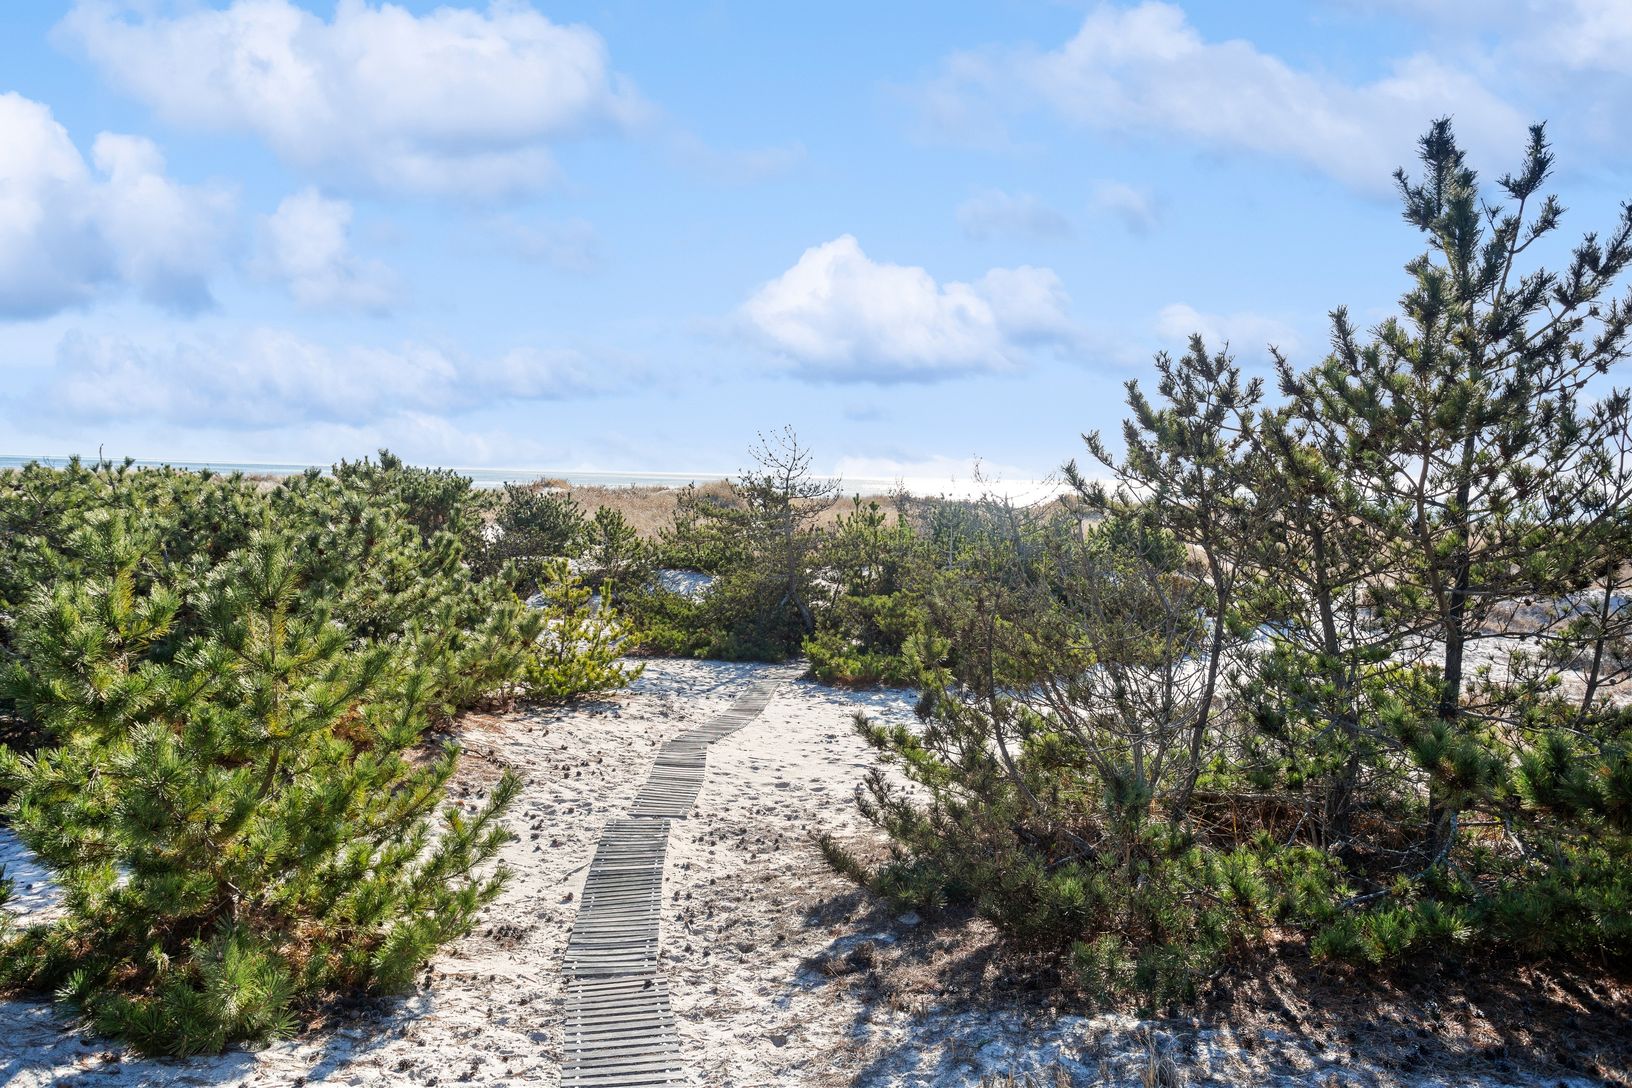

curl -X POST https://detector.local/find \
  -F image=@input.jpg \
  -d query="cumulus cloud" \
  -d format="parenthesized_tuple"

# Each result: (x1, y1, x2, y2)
(58, 0, 646, 198)
(956, 189, 1073, 241)
(1155, 303, 1300, 357)
(918, 2, 1527, 192)
(43, 328, 629, 428)
(0, 92, 232, 318)
(256, 189, 393, 311)
(737, 235, 1080, 382)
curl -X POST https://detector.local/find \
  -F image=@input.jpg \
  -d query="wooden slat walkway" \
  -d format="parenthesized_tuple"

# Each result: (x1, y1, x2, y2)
(562, 818, 669, 979)
(561, 977, 683, 1088)
(558, 674, 792, 1085)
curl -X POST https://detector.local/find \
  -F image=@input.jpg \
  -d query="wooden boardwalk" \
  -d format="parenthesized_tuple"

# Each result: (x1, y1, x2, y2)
(559, 674, 790, 1086)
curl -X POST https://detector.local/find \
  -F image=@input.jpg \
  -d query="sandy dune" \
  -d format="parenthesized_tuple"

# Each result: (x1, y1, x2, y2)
(1, 658, 1621, 1087)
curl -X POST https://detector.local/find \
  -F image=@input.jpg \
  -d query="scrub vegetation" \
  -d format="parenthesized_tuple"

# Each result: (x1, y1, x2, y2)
(1, 119, 1628, 1060)
(636, 121, 1632, 1006)
(0, 453, 636, 1054)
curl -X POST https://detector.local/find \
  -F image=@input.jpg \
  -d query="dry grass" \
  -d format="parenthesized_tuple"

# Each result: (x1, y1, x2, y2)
(535, 479, 890, 539)
(1132, 1028, 1184, 1088)
(975, 1037, 1183, 1088)
(560, 480, 733, 538)
(489, 474, 1083, 542)
(979, 1065, 1074, 1087)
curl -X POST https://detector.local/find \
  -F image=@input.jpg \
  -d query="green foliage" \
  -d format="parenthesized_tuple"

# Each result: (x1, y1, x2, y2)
(658, 484, 748, 575)
(0, 451, 636, 1053)
(641, 429, 837, 662)
(823, 120, 1632, 1005)
(521, 560, 643, 699)
(471, 482, 588, 594)
(578, 506, 656, 593)
(804, 499, 927, 686)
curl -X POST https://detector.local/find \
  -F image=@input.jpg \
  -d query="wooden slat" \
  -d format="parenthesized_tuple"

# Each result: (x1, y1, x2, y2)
(556, 676, 790, 1085)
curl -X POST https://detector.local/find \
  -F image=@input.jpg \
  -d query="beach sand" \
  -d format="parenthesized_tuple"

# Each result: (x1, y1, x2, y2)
(2, 657, 1625, 1087)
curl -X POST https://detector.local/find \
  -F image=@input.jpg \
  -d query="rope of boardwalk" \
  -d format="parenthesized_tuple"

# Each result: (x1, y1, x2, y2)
(558, 672, 793, 1088)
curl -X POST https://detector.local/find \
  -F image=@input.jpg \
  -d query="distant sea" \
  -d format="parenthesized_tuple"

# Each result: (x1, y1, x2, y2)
(0, 454, 917, 495)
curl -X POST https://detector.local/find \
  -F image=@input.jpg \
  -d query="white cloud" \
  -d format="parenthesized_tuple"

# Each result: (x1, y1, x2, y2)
(256, 189, 393, 311)
(1333, 0, 1632, 73)
(919, 2, 1527, 192)
(956, 189, 1073, 241)
(43, 328, 629, 428)
(1497, 0, 1632, 72)
(0, 92, 233, 317)
(59, 0, 646, 199)
(1155, 303, 1299, 357)
(737, 235, 1080, 382)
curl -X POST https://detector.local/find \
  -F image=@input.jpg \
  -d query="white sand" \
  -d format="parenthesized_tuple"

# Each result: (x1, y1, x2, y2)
(0, 657, 1617, 1087)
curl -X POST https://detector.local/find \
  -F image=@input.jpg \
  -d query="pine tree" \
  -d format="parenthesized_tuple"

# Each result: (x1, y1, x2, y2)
(0, 451, 640, 1054)
(803, 498, 928, 685)
(736, 426, 837, 636)
(1284, 120, 1632, 861)
(0, 527, 517, 1055)
(578, 506, 656, 593)
(523, 558, 644, 700)
(648, 428, 836, 660)
(1074, 336, 1269, 816)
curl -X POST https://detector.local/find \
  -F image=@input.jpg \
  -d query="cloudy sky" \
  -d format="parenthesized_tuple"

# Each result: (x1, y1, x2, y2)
(1, 2, 1629, 482)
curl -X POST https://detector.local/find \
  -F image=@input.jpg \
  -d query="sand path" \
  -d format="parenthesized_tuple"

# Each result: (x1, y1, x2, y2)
(3, 658, 1618, 1087)
(558, 671, 793, 1087)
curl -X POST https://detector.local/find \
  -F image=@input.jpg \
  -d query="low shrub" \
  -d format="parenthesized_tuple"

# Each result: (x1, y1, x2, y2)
(0, 452, 637, 1054)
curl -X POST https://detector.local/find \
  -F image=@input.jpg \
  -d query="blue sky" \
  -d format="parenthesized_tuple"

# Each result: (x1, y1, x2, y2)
(1, 1, 1629, 485)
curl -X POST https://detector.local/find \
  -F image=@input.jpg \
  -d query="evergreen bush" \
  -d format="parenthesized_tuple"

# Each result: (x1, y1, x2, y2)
(820, 120, 1632, 1002)
(0, 451, 637, 1053)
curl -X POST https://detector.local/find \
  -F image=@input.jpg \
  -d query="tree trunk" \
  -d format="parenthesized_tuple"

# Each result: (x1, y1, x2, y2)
(1172, 559, 1229, 820)
(1312, 525, 1360, 845)
(1427, 433, 1478, 863)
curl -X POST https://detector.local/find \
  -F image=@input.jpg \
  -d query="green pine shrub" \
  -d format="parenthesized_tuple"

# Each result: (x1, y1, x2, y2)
(522, 559, 643, 699)
(0, 450, 638, 1054)
(819, 119, 1632, 1006)
(0, 531, 517, 1055)
(470, 482, 588, 595)
(803, 499, 927, 686)
(638, 430, 834, 662)
(578, 506, 656, 594)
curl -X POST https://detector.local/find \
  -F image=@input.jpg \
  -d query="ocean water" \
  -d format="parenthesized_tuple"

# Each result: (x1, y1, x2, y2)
(0, 454, 921, 495)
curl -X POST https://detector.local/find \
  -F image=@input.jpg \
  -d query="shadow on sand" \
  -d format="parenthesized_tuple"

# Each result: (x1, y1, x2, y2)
(0, 987, 441, 1087)
(779, 888, 1625, 1087)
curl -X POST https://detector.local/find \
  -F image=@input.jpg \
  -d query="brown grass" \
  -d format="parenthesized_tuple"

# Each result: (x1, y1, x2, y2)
(533, 480, 896, 539)
(560, 480, 733, 538)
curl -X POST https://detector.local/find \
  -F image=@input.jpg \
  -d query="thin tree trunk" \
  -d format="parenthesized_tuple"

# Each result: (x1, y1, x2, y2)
(1311, 525, 1360, 845)
(1427, 432, 1478, 862)
(1172, 556, 1229, 819)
